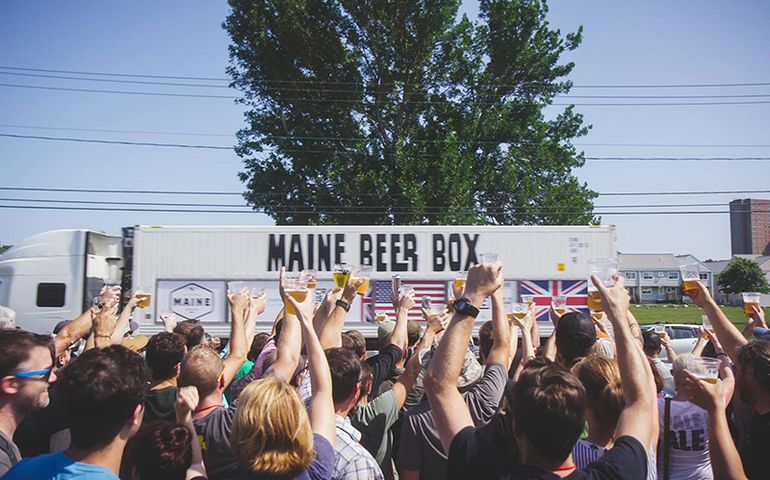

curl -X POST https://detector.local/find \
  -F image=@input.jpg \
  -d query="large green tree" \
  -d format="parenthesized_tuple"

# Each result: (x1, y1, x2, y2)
(718, 257, 770, 295)
(225, 0, 595, 225)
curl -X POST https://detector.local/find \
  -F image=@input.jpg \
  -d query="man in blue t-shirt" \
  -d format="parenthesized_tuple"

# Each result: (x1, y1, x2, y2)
(4, 344, 149, 479)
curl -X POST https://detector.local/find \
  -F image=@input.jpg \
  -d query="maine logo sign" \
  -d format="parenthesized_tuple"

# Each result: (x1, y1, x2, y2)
(170, 283, 214, 320)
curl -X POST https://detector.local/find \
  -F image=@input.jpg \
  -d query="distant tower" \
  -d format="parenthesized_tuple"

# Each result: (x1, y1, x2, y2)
(730, 199, 770, 255)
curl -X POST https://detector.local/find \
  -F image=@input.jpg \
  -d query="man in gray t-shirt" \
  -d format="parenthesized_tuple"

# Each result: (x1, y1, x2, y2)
(397, 363, 507, 480)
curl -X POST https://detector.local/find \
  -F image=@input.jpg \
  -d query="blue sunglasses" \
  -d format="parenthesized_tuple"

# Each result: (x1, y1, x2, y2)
(13, 367, 53, 379)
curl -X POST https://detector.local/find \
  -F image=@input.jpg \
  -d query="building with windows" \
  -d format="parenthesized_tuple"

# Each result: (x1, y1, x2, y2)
(619, 253, 712, 304)
(730, 198, 770, 256)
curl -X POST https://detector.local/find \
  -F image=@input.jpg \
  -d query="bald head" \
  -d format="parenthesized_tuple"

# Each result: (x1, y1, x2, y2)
(179, 345, 223, 398)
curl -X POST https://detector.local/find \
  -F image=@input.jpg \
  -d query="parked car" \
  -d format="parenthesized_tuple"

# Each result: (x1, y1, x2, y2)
(641, 324, 701, 362)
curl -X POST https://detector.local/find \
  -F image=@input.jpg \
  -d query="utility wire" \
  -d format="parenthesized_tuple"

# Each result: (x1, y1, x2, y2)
(3, 82, 770, 106)
(1, 186, 770, 198)
(2, 65, 770, 89)
(3, 124, 770, 148)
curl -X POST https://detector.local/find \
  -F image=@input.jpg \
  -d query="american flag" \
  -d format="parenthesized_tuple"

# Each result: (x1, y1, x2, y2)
(362, 280, 447, 322)
(519, 280, 589, 323)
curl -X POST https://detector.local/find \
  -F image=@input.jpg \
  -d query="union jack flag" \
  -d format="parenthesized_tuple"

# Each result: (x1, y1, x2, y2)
(362, 280, 447, 322)
(519, 280, 589, 323)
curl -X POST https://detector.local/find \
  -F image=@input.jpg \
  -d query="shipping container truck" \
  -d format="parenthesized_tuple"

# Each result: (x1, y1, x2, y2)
(0, 225, 617, 339)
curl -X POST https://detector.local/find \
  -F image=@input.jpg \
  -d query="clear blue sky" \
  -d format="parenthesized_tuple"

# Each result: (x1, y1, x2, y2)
(1, 0, 769, 261)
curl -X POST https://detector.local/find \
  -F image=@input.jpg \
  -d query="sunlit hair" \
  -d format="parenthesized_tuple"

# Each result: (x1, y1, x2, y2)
(178, 345, 223, 398)
(572, 355, 624, 430)
(230, 376, 314, 475)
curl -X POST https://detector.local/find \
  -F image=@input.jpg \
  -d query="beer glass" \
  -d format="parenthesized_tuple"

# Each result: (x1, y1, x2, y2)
(227, 281, 247, 294)
(133, 288, 151, 309)
(587, 258, 618, 312)
(283, 276, 308, 316)
(354, 265, 372, 296)
(702, 314, 714, 334)
(301, 269, 317, 289)
(653, 324, 666, 335)
(504, 301, 514, 321)
(333, 263, 351, 288)
(683, 356, 721, 384)
(454, 271, 467, 292)
(521, 294, 535, 306)
(552, 295, 567, 316)
(680, 263, 701, 297)
(742, 292, 761, 316)
(479, 253, 498, 264)
(511, 303, 529, 321)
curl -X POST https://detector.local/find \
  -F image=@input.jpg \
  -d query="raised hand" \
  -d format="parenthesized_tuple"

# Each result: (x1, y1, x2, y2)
(175, 385, 200, 422)
(464, 262, 503, 305)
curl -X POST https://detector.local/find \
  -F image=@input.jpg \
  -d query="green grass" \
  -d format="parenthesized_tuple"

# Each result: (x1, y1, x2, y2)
(629, 304, 761, 330)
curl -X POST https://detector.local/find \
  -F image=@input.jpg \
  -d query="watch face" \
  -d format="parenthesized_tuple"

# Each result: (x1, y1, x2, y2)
(455, 299, 469, 311)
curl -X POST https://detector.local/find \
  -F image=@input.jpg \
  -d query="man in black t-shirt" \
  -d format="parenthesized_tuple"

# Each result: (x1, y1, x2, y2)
(424, 264, 657, 479)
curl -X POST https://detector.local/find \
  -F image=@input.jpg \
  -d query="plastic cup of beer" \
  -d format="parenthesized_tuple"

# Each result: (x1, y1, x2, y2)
(521, 294, 535, 306)
(227, 281, 247, 294)
(283, 278, 308, 316)
(333, 263, 351, 289)
(354, 265, 373, 295)
(479, 253, 498, 264)
(301, 269, 317, 289)
(587, 258, 618, 312)
(701, 314, 714, 333)
(134, 289, 151, 309)
(454, 271, 467, 292)
(742, 292, 761, 316)
(653, 324, 666, 335)
(680, 263, 701, 297)
(591, 312, 604, 322)
(511, 303, 529, 321)
(552, 295, 567, 315)
(684, 356, 721, 384)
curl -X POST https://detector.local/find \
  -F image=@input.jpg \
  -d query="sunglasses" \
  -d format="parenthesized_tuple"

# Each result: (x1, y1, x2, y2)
(12, 366, 54, 381)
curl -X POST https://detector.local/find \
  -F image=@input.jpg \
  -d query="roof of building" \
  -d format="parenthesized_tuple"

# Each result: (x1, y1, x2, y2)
(619, 253, 681, 270)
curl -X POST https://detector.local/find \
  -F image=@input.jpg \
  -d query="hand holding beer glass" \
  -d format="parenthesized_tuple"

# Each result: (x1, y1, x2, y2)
(552, 295, 567, 316)
(283, 273, 309, 316)
(587, 258, 618, 313)
(742, 292, 761, 316)
(680, 263, 701, 298)
(353, 265, 372, 296)
(454, 271, 467, 294)
(333, 263, 351, 289)
(133, 287, 151, 309)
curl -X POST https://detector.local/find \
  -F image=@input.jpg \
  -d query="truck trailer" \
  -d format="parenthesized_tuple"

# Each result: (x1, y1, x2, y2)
(0, 225, 617, 338)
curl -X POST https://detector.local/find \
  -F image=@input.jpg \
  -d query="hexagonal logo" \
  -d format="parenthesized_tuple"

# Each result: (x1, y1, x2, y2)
(170, 283, 214, 320)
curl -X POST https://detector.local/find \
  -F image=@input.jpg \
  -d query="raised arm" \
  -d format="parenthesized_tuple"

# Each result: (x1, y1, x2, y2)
(221, 288, 252, 387)
(287, 289, 335, 444)
(659, 331, 678, 363)
(318, 276, 362, 350)
(513, 304, 537, 380)
(594, 275, 657, 449)
(110, 296, 140, 345)
(388, 288, 415, 352)
(691, 281, 747, 362)
(175, 386, 207, 480)
(266, 267, 302, 381)
(55, 285, 120, 355)
(93, 304, 119, 349)
(424, 262, 503, 453)
(485, 288, 512, 369)
(682, 372, 747, 480)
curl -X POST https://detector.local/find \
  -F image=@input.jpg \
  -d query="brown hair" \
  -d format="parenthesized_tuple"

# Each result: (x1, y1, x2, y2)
(571, 355, 624, 431)
(131, 420, 192, 480)
(231, 377, 314, 475)
(478, 321, 493, 361)
(512, 357, 586, 464)
(0, 329, 52, 378)
(178, 345, 223, 398)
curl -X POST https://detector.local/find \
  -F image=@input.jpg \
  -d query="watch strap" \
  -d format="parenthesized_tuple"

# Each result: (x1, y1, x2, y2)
(335, 299, 352, 312)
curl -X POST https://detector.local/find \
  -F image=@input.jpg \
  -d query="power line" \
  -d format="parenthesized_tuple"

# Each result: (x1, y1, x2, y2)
(1, 186, 770, 198)
(3, 124, 770, 148)
(1, 203, 768, 217)
(0, 133, 234, 150)
(4, 82, 770, 106)
(0, 71, 230, 88)
(2, 65, 770, 89)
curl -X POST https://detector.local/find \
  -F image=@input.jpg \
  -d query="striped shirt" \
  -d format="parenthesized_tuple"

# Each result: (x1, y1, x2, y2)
(333, 415, 384, 480)
(573, 438, 609, 470)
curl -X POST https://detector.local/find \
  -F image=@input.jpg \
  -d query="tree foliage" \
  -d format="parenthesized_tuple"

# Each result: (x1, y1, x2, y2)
(718, 257, 770, 295)
(225, 0, 596, 225)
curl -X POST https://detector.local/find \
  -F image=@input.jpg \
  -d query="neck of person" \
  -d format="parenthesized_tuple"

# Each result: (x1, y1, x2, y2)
(0, 402, 24, 439)
(65, 437, 125, 475)
(192, 392, 224, 420)
(334, 398, 357, 418)
(585, 413, 614, 448)
(520, 440, 577, 478)
(150, 377, 177, 390)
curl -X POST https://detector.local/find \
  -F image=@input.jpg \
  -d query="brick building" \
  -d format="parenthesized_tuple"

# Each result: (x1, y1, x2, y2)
(730, 198, 770, 256)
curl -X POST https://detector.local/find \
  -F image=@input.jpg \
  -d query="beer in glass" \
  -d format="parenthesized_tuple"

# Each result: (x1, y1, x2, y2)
(587, 258, 618, 312)
(354, 265, 372, 296)
(553, 295, 567, 316)
(743, 292, 761, 316)
(454, 271, 467, 292)
(333, 263, 351, 288)
(680, 264, 701, 297)
(134, 290, 151, 308)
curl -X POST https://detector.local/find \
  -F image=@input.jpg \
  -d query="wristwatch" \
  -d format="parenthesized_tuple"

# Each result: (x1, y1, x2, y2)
(454, 297, 480, 318)
(336, 299, 351, 312)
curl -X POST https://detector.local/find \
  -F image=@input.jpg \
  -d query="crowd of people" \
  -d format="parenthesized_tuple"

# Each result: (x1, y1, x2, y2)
(0, 262, 769, 479)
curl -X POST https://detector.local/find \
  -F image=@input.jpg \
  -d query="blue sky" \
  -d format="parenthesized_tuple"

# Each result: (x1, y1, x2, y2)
(1, 0, 769, 261)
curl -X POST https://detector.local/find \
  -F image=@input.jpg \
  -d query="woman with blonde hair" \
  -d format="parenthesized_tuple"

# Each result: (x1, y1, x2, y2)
(230, 283, 335, 479)
(570, 354, 625, 469)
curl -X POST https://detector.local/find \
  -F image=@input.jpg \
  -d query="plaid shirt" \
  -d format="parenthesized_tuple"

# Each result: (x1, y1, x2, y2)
(333, 415, 384, 480)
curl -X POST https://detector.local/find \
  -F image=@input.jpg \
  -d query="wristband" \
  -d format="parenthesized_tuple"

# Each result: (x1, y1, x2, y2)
(335, 299, 351, 312)
(716, 352, 728, 358)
